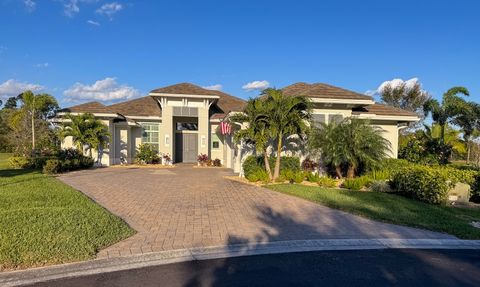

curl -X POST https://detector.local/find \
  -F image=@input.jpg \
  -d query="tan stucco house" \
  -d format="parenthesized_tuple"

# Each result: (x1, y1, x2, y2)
(57, 82, 419, 173)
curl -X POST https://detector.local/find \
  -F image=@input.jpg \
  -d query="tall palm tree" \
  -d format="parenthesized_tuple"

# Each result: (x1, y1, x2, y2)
(60, 113, 110, 158)
(310, 118, 390, 178)
(423, 87, 469, 144)
(423, 124, 466, 155)
(263, 89, 312, 180)
(230, 98, 273, 179)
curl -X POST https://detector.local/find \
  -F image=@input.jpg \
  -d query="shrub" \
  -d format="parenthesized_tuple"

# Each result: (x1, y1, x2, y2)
(280, 169, 304, 183)
(343, 176, 372, 191)
(306, 172, 320, 182)
(246, 168, 270, 183)
(390, 166, 453, 204)
(213, 158, 222, 167)
(242, 155, 300, 178)
(80, 156, 95, 169)
(43, 159, 62, 174)
(470, 174, 480, 203)
(317, 176, 337, 188)
(135, 144, 159, 164)
(369, 180, 392, 193)
(57, 148, 84, 161)
(8, 156, 30, 169)
(301, 158, 318, 172)
(197, 153, 209, 165)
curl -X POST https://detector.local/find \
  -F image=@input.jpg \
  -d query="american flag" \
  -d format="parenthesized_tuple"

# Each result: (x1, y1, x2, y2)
(220, 121, 231, 135)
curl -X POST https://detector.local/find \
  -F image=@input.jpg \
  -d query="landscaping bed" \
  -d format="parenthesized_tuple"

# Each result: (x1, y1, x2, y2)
(0, 153, 135, 271)
(267, 184, 480, 239)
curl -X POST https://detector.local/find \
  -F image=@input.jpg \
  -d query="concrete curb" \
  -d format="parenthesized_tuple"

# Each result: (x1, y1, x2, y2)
(2, 238, 480, 287)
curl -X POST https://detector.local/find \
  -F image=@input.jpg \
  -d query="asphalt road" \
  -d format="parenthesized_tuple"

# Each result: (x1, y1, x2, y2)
(28, 249, 480, 287)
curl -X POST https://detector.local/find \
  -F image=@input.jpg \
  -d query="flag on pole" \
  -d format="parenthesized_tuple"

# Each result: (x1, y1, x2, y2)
(220, 121, 231, 135)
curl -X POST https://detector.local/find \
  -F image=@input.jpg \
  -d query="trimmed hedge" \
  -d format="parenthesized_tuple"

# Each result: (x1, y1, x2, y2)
(8, 148, 94, 175)
(243, 155, 300, 179)
(391, 166, 454, 204)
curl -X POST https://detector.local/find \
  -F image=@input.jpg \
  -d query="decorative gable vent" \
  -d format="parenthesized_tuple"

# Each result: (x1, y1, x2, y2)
(173, 107, 198, 117)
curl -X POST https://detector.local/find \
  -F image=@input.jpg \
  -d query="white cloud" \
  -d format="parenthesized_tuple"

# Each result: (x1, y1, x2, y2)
(64, 0, 80, 17)
(242, 80, 270, 91)
(202, 84, 222, 91)
(63, 77, 140, 102)
(35, 62, 49, 68)
(0, 79, 44, 99)
(96, 2, 123, 19)
(87, 20, 100, 26)
(23, 0, 36, 12)
(367, 77, 422, 96)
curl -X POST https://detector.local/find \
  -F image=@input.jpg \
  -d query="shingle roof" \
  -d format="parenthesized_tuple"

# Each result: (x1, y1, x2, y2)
(282, 82, 373, 100)
(108, 96, 162, 117)
(150, 83, 219, 96)
(58, 101, 116, 114)
(150, 83, 246, 119)
(352, 104, 419, 117)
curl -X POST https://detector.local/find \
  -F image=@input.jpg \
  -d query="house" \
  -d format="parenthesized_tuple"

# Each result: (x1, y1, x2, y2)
(57, 82, 419, 173)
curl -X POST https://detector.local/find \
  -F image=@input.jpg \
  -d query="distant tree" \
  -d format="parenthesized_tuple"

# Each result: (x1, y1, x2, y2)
(9, 91, 58, 154)
(379, 80, 430, 117)
(423, 87, 470, 144)
(3, 96, 18, 109)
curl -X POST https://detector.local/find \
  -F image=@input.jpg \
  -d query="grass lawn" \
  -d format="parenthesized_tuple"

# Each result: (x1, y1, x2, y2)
(267, 184, 480, 239)
(0, 153, 135, 270)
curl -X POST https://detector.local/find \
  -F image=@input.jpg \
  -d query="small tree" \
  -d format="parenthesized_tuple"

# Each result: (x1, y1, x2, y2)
(60, 113, 110, 158)
(310, 118, 390, 178)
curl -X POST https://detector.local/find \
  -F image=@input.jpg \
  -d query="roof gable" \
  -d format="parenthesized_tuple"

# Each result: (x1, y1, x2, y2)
(150, 83, 246, 119)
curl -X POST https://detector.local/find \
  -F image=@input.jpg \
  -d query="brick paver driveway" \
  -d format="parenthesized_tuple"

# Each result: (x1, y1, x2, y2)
(59, 165, 454, 258)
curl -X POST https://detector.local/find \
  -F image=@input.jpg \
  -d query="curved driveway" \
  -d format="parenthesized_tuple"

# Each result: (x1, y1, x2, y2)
(59, 165, 454, 259)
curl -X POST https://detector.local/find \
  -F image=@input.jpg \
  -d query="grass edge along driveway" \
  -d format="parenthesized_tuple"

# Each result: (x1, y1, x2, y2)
(0, 154, 135, 271)
(267, 184, 480, 239)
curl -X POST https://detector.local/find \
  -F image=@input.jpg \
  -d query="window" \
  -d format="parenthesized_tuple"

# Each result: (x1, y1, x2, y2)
(211, 134, 220, 149)
(140, 122, 160, 151)
(328, 114, 343, 124)
(311, 114, 326, 127)
(176, 122, 198, 131)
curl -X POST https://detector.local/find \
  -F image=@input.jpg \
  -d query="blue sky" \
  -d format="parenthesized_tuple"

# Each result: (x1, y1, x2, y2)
(0, 0, 479, 107)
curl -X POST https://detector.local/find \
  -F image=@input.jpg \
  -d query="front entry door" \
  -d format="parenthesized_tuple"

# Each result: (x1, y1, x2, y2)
(175, 133, 198, 163)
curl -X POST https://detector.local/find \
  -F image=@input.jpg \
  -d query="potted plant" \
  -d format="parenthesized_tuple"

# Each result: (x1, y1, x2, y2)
(162, 153, 172, 165)
(197, 153, 209, 166)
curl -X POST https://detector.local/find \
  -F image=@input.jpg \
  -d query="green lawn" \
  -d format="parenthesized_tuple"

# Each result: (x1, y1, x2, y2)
(267, 184, 480, 239)
(0, 153, 135, 270)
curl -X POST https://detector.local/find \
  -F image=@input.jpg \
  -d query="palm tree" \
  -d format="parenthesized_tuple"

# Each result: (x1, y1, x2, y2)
(310, 118, 391, 178)
(263, 89, 312, 180)
(10, 91, 58, 152)
(230, 98, 273, 179)
(60, 113, 110, 159)
(423, 124, 466, 155)
(309, 121, 344, 178)
(423, 87, 469, 144)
